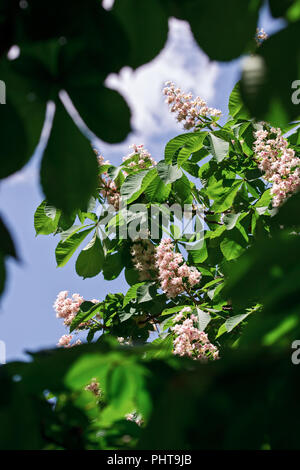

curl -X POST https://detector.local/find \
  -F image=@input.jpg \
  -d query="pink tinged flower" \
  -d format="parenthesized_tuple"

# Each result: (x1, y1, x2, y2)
(131, 239, 157, 281)
(155, 240, 201, 298)
(253, 126, 300, 207)
(163, 82, 221, 130)
(54, 291, 84, 326)
(57, 334, 73, 348)
(85, 378, 101, 397)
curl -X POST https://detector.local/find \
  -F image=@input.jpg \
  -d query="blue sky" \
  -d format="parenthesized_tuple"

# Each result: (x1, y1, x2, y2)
(0, 2, 285, 361)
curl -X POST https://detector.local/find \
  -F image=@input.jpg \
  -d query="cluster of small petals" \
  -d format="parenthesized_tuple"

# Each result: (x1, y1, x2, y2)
(57, 334, 82, 348)
(163, 81, 221, 130)
(85, 378, 101, 397)
(102, 180, 121, 210)
(173, 306, 192, 323)
(131, 239, 157, 281)
(94, 148, 121, 210)
(122, 144, 157, 171)
(53, 291, 84, 326)
(155, 239, 201, 298)
(57, 334, 73, 348)
(94, 148, 111, 167)
(255, 28, 268, 46)
(171, 310, 219, 361)
(126, 412, 144, 426)
(253, 126, 300, 207)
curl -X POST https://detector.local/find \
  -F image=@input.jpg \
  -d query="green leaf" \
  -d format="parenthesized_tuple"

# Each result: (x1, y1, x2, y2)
(181, 161, 200, 177)
(228, 81, 250, 119)
(268, 0, 294, 18)
(125, 267, 140, 286)
(270, 191, 300, 229)
(0, 215, 18, 296)
(55, 227, 94, 267)
(145, 174, 171, 202)
(209, 133, 229, 162)
(67, 86, 131, 143)
(75, 232, 104, 279)
(216, 323, 227, 338)
(216, 312, 251, 338)
(161, 305, 190, 316)
(220, 239, 244, 261)
(123, 282, 146, 307)
(254, 189, 272, 208)
(40, 101, 99, 214)
(241, 22, 300, 126)
(177, 133, 208, 167)
(177, 0, 261, 61)
(0, 100, 28, 179)
(223, 213, 241, 230)
(0, 57, 46, 179)
(164, 132, 208, 166)
(103, 252, 124, 280)
(113, 0, 168, 69)
(286, 0, 300, 21)
(121, 169, 157, 204)
(188, 240, 208, 263)
(173, 174, 193, 204)
(136, 282, 156, 303)
(223, 231, 300, 312)
(157, 162, 182, 184)
(57, 210, 77, 232)
(196, 308, 211, 331)
(207, 180, 242, 213)
(70, 302, 102, 332)
(105, 364, 137, 418)
(0, 216, 18, 261)
(34, 200, 61, 235)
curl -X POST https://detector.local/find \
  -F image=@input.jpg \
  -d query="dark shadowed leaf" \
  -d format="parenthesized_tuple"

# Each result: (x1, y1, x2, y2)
(113, 0, 168, 69)
(67, 86, 131, 143)
(40, 101, 99, 214)
(241, 22, 300, 126)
